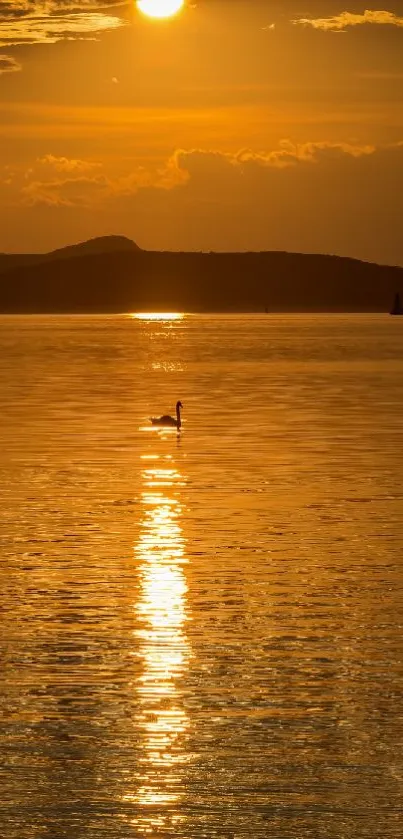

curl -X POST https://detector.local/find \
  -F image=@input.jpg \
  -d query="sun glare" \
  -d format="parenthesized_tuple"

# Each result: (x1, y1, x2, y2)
(132, 312, 184, 321)
(136, 0, 184, 20)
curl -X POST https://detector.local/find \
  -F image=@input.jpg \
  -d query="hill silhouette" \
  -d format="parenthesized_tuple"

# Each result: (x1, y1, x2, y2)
(0, 238, 401, 312)
(0, 235, 140, 274)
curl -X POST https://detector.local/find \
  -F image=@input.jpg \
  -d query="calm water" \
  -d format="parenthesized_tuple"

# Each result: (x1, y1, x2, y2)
(1, 314, 403, 839)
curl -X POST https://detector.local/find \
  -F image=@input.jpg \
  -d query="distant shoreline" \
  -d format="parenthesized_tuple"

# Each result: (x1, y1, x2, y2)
(0, 309, 396, 316)
(0, 236, 402, 314)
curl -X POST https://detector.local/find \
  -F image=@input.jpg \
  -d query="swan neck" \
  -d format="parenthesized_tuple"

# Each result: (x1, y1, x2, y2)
(176, 403, 181, 427)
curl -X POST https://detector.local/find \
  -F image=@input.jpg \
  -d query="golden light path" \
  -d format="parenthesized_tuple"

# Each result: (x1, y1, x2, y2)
(132, 313, 185, 322)
(136, 0, 184, 20)
(125, 454, 190, 834)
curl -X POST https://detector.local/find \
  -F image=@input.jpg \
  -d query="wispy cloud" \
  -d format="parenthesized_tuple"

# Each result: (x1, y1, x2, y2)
(0, 1, 125, 46)
(0, 54, 21, 74)
(293, 10, 403, 32)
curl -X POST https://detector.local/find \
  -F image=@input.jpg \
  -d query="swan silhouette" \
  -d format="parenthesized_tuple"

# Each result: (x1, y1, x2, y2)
(150, 401, 183, 429)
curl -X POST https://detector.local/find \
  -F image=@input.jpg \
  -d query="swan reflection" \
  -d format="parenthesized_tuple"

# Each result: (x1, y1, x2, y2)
(127, 459, 190, 832)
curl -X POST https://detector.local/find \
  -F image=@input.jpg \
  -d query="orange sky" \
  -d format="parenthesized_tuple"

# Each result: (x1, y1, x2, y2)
(0, 1, 403, 264)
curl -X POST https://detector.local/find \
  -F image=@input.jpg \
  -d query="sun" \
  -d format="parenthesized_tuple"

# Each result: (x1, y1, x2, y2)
(136, 0, 184, 19)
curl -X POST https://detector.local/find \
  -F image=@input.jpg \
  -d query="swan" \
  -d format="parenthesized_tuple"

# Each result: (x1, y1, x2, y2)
(150, 401, 183, 429)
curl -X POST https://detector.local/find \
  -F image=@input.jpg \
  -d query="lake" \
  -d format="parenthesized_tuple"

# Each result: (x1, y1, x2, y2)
(1, 314, 403, 838)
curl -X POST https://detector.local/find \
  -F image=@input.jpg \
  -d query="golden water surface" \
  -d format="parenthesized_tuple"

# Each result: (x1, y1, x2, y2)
(0, 314, 403, 838)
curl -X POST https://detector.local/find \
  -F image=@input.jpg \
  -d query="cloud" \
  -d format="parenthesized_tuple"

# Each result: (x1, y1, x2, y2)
(25, 142, 371, 208)
(294, 9, 403, 31)
(0, 53, 21, 74)
(21, 152, 188, 206)
(37, 154, 101, 173)
(171, 141, 375, 178)
(17, 140, 378, 208)
(0, 1, 125, 46)
(22, 173, 110, 207)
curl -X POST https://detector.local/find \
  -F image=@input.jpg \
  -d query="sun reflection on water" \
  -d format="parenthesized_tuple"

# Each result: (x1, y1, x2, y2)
(126, 459, 190, 832)
(131, 312, 185, 321)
